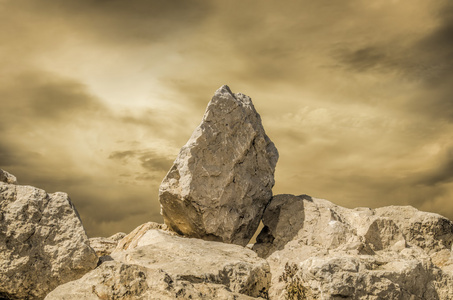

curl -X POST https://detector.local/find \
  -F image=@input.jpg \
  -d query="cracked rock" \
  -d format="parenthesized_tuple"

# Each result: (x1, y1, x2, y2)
(0, 171, 98, 300)
(0, 169, 17, 184)
(253, 194, 453, 299)
(47, 226, 271, 299)
(159, 85, 278, 246)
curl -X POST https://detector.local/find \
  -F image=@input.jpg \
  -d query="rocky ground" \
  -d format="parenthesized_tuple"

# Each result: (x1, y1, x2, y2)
(1, 86, 452, 299)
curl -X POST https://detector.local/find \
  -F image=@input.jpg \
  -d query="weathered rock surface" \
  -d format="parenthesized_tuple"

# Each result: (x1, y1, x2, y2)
(159, 85, 278, 246)
(0, 169, 17, 184)
(253, 194, 453, 299)
(114, 221, 175, 252)
(89, 232, 126, 257)
(47, 225, 271, 299)
(111, 228, 271, 298)
(45, 261, 261, 300)
(0, 172, 98, 300)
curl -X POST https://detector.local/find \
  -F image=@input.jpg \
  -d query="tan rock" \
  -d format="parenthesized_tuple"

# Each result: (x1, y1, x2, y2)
(45, 261, 262, 300)
(0, 180, 98, 299)
(89, 232, 126, 257)
(48, 225, 271, 299)
(159, 85, 278, 246)
(114, 221, 173, 252)
(111, 228, 270, 298)
(0, 169, 17, 184)
(253, 194, 453, 299)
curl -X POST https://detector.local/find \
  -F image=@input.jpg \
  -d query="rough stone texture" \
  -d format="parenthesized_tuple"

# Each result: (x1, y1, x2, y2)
(45, 261, 261, 300)
(253, 194, 453, 299)
(0, 179, 98, 300)
(89, 232, 126, 257)
(0, 169, 17, 184)
(112, 228, 271, 298)
(159, 85, 278, 246)
(114, 222, 175, 252)
(48, 226, 271, 299)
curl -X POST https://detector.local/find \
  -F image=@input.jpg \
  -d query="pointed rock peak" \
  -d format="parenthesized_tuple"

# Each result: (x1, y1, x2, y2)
(208, 85, 253, 117)
(215, 84, 234, 96)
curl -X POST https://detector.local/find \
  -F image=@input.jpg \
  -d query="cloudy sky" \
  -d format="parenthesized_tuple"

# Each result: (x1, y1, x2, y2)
(1, 0, 452, 237)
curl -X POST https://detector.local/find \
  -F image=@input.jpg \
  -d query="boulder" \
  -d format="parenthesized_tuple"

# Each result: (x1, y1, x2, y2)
(45, 261, 261, 300)
(111, 228, 271, 298)
(0, 169, 17, 184)
(159, 85, 278, 246)
(47, 225, 271, 299)
(253, 194, 453, 299)
(0, 173, 98, 300)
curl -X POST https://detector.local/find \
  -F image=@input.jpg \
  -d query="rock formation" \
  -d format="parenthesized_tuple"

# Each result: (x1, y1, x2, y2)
(47, 224, 271, 299)
(159, 85, 279, 246)
(0, 170, 98, 300)
(3, 86, 453, 299)
(0, 169, 16, 184)
(89, 232, 126, 257)
(253, 194, 453, 299)
(113, 221, 175, 252)
(45, 260, 261, 300)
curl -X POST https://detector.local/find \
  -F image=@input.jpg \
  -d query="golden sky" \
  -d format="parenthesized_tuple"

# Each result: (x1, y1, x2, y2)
(1, 0, 453, 237)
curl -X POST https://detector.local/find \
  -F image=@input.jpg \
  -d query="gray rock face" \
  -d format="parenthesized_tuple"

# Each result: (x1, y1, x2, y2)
(253, 194, 453, 299)
(159, 85, 278, 246)
(0, 175, 98, 300)
(47, 225, 271, 299)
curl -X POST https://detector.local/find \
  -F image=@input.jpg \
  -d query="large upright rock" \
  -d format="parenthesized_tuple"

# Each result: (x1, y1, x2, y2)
(253, 194, 453, 299)
(159, 85, 279, 246)
(0, 170, 98, 300)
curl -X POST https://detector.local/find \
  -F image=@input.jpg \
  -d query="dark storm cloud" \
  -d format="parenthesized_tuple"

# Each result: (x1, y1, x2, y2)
(331, 2, 453, 121)
(336, 46, 391, 73)
(410, 3, 453, 120)
(61, 183, 160, 236)
(0, 143, 41, 167)
(109, 149, 173, 173)
(419, 4, 453, 60)
(0, 71, 106, 125)
(0, 70, 108, 171)
(416, 150, 453, 187)
(5, 0, 212, 45)
(109, 150, 137, 161)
